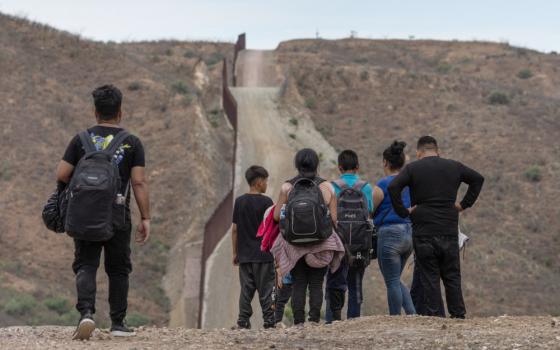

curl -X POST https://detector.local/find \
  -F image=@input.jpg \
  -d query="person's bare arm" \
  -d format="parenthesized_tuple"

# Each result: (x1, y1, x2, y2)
(325, 182, 337, 224)
(373, 185, 384, 213)
(131, 166, 150, 244)
(232, 224, 239, 266)
(56, 160, 75, 184)
(273, 183, 291, 222)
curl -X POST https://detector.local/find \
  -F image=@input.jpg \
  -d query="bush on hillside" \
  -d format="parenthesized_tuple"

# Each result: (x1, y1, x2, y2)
(171, 81, 192, 95)
(184, 50, 197, 58)
(488, 91, 510, 105)
(437, 63, 453, 74)
(127, 81, 142, 91)
(524, 166, 542, 182)
(4, 294, 37, 316)
(127, 313, 151, 327)
(353, 57, 368, 64)
(44, 297, 71, 315)
(517, 69, 533, 79)
(205, 52, 224, 67)
(360, 70, 369, 81)
(305, 97, 317, 110)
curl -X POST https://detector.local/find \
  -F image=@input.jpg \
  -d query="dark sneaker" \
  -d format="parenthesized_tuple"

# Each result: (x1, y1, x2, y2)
(110, 321, 136, 337)
(73, 312, 96, 341)
(233, 319, 251, 330)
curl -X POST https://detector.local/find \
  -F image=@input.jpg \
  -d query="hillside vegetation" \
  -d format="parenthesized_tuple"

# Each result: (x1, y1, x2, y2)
(277, 38, 560, 316)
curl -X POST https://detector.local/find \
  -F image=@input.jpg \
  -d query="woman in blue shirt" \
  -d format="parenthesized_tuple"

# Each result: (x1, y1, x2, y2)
(373, 141, 416, 315)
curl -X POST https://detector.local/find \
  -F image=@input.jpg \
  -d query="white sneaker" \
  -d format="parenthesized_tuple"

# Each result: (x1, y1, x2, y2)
(73, 316, 96, 340)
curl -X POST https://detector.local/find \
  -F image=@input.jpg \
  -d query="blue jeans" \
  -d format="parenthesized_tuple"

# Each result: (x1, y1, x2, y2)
(377, 224, 416, 315)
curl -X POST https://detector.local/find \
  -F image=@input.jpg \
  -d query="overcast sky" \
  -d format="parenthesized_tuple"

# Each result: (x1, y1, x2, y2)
(0, 0, 558, 52)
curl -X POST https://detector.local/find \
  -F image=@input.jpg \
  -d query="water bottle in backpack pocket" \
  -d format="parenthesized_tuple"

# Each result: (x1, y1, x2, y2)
(281, 177, 333, 245)
(333, 179, 373, 267)
(65, 130, 130, 241)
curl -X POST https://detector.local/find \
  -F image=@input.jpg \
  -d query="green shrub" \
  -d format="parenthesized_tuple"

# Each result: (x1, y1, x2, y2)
(437, 63, 453, 74)
(44, 297, 71, 315)
(488, 91, 510, 105)
(360, 70, 369, 81)
(289, 118, 299, 126)
(57, 310, 79, 326)
(353, 57, 368, 64)
(171, 81, 191, 95)
(127, 82, 142, 91)
(184, 50, 197, 58)
(282, 304, 294, 325)
(525, 166, 542, 182)
(0, 161, 13, 181)
(205, 52, 224, 66)
(4, 294, 37, 316)
(305, 97, 317, 110)
(165, 48, 173, 56)
(127, 313, 151, 327)
(517, 69, 533, 79)
(289, 134, 296, 140)
(207, 109, 223, 128)
(183, 94, 194, 106)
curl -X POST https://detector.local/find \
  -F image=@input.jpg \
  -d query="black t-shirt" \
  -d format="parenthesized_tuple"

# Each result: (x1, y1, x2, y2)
(62, 125, 145, 218)
(388, 156, 484, 236)
(232, 193, 274, 263)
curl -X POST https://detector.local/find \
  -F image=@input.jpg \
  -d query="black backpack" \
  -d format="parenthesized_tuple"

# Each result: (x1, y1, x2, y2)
(64, 130, 130, 241)
(281, 177, 333, 245)
(333, 179, 374, 266)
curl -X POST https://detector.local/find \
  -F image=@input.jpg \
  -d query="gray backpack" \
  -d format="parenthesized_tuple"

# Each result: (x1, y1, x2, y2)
(65, 130, 130, 241)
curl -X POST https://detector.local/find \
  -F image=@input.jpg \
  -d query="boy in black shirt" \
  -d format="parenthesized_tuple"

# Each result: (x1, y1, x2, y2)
(232, 166, 275, 329)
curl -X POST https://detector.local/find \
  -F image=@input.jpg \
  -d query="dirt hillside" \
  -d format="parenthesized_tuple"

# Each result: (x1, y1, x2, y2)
(0, 13, 233, 327)
(276, 38, 560, 317)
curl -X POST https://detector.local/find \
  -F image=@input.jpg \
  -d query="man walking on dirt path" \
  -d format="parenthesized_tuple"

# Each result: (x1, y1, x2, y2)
(57, 85, 150, 340)
(388, 136, 483, 318)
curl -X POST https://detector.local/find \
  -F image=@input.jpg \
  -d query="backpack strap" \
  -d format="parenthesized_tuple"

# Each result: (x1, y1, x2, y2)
(352, 180, 368, 191)
(332, 179, 348, 191)
(78, 131, 97, 154)
(103, 130, 131, 157)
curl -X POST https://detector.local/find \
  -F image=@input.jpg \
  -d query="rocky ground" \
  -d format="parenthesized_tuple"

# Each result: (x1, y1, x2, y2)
(0, 316, 559, 350)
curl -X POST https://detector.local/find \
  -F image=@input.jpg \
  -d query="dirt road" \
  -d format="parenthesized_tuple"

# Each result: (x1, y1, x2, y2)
(201, 50, 337, 329)
(1, 316, 558, 349)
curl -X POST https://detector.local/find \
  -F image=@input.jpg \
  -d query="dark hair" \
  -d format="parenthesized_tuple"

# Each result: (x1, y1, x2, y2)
(338, 149, 359, 171)
(294, 148, 320, 178)
(245, 165, 269, 186)
(417, 135, 438, 151)
(92, 85, 123, 121)
(383, 140, 407, 170)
